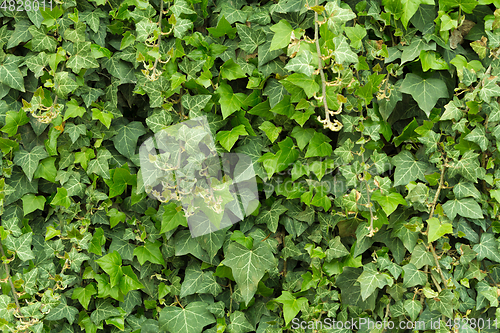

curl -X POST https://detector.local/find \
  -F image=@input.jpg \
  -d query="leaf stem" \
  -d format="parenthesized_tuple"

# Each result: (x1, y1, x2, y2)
(313, 0, 329, 124)
(0, 240, 20, 311)
(427, 164, 448, 290)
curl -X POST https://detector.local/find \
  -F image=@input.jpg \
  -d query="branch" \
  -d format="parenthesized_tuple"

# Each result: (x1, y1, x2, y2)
(0, 240, 20, 311)
(427, 165, 448, 290)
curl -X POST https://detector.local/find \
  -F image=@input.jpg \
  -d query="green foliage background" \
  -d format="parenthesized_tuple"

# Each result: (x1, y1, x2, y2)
(1, 0, 500, 332)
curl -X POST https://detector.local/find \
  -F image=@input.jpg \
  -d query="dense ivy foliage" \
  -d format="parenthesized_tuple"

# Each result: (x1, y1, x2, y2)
(1, 0, 500, 332)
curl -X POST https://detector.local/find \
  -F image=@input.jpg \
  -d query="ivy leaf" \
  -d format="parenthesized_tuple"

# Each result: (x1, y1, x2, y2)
(54, 72, 78, 98)
(65, 123, 87, 144)
(441, 100, 463, 121)
(120, 265, 144, 294)
(227, 311, 254, 333)
(112, 122, 146, 158)
(392, 151, 428, 187)
(0, 62, 25, 92)
(51, 188, 71, 208)
(259, 121, 282, 143)
(159, 302, 215, 333)
(440, 0, 477, 14)
(181, 94, 211, 114)
(345, 25, 367, 49)
(453, 181, 480, 200)
(90, 299, 122, 325)
(269, 20, 292, 51)
(220, 59, 246, 80)
(400, 73, 449, 117)
(472, 233, 500, 262)
(255, 199, 288, 233)
(3, 232, 35, 262)
(217, 82, 246, 119)
(222, 242, 275, 305)
(442, 198, 483, 220)
(67, 41, 99, 74)
(284, 50, 314, 77)
(64, 99, 87, 120)
(45, 300, 79, 325)
(161, 202, 188, 233)
(371, 191, 407, 216)
(404, 299, 423, 321)
(305, 132, 332, 158)
(236, 23, 265, 53)
(13, 146, 48, 182)
(464, 126, 488, 151)
(409, 244, 434, 269)
(282, 73, 320, 98)
(400, 0, 435, 28)
(357, 263, 393, 300)
(275, 291, 308, 325)
(179, 261, 204, 298)
(333, 36, 358, 64)
(402, 263, 427, 288)
(133, 241, 165, 266)
(479, 78, 500, 103)
(207, 16, 236, 38)
(72, 284, 97, 310)
(1, 110, 29, 137)
(217, 124, 248, 151)
(401, 37, 436, 64)
(95, 251, 123, 288)
(21, 194, 45, 215)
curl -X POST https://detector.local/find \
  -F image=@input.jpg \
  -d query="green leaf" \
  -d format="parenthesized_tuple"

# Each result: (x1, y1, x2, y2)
(404, 299, 423, 321)
(402, 263, 427, 288)
(0, 62, 25, 92)
(217, 82, 246, 119)
(108, 208, 126, 228)
(440, 0, 477, 13)
(51, 188, 71, 208)
(207, 16, 237, 39)
(479, 78, 500, 103)
(453, 181, 480, 200)
(161, 202, 188, 233)
(112, 122, 146, 158)
(255, 199, 288, 233)
(120, 265, 144, 294)
(1, 110, 29, 137)
(401, 37, 436, 64)
(392, 151, 428, 187)
(399, 73, 449, 117)
(345, 25, 367, 49)
(333, 36, 358, 64)
(284, 50, 314, 77)
(34, 157, 57, 182)
(181, 94, 212, 114)
(216, 124, 248, 151)
(409, 244, 434, 269)
(282, 73, 320, 99)
(357, 263, 393, 301)
(45, 300, 79, 325)
(442, 198, 483, 220)
(133, 241, 165, 266)
(220, 59, 246, 80)
(95, 251, 122, 288)
(4, 232, 35, 262)
(236, 23, 265, 53)
(400, 0, 435, 28)
(90, 299, 122, 325)
(54, 72, 78, 98)
(227, 311, 254, 333)
(269, 20, 293, 51)
(159, 302, 215, 333)
(473, 233, 500, 262)
(21, 194, 45, 215)
(13, 146, 48, 181)
(259, 121, 282, 143)
(371, 191, 407, 216)
(179, 261, 204, 298)
(305, 132, 332, 158)
(72, 284, 97, 310)
(222, 242, 275, 305)
(64, 99, 87, 120)
(464, 126, 488, 151)
(275, 291, 308, 325)
(67, 41, 99, 74)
